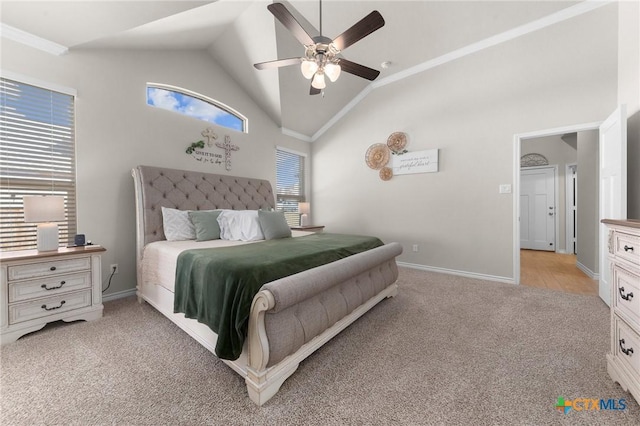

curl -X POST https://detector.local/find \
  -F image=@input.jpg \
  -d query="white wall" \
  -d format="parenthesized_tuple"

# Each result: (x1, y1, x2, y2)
(311, 3, 618, 280)
(1, 40, 310, 297)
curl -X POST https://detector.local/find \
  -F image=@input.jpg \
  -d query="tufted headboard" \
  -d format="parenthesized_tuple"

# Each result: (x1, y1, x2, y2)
(132, 165, 276, 250)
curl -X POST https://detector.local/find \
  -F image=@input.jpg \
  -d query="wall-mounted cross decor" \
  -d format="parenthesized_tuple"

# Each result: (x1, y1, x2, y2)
(216, 135, 239, 171)
(202, 127, 218, 147)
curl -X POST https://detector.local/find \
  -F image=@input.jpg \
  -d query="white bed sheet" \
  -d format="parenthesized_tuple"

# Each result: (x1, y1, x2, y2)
(141, 230, 312, 293)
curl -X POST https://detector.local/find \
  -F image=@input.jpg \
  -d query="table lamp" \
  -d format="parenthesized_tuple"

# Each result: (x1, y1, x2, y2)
(298, 202, 310, 226)
(23, 195, 65, 251)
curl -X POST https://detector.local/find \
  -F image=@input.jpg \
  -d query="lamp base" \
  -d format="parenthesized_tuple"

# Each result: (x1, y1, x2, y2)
(37, 223, 59, 251)
(300, 214, 310, 227)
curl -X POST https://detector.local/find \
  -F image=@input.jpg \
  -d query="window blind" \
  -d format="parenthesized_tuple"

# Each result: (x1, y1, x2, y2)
(276, 148, 305, 226)
(0, 77, 77, 251)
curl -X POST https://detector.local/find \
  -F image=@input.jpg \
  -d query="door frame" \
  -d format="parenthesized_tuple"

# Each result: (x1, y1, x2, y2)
(565, 163, 577, 255)
(513, 121, 601, 284)
(520, 165, 559, 252)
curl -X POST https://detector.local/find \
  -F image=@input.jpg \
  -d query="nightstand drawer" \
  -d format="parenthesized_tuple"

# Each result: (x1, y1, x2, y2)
(615, 316, 640, 378)
(8, 272, 92, 303)
(8, 290, 92, 325)
(614, 231, 640, 266)
(7, 257, 91, 281)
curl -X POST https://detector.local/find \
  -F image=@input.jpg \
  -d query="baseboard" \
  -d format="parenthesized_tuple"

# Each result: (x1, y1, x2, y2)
(102, 288, 137, 302)
(397, 262, 515, 285)
(576, 262, 600, 280)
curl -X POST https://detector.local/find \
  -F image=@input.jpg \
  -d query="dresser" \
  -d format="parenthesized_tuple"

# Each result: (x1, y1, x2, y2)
(0, 246, 105, 344)
(603, 219, 640, 403)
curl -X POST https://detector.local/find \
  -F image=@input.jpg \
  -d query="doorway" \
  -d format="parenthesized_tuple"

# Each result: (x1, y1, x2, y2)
(513, 121, 601, 286)
(513, 107, 627, 307)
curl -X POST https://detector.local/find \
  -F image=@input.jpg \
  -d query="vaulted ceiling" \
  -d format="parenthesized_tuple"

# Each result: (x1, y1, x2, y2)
(1, 0, 583, 140)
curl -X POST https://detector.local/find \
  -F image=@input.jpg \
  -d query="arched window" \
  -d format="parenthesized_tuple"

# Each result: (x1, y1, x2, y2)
(146, 83, 247, 133)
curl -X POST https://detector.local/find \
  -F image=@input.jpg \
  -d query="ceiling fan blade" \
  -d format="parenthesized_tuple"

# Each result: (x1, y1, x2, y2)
(332, 10, 385, 52)
(339, 59, 380, 81)
(254, 57, 301, 70)
(268, 3, 315, 46)
(310, 85, 321, 96)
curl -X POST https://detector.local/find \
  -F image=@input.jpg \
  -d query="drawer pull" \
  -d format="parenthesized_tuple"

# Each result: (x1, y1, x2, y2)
(41, 301, 66, 311)
(624, 245, 634, 252)
(619, 287, 634, 301)
(619, 339, 634, 356)
(49, 266, 57, 271)
(41, 281, 66, 291)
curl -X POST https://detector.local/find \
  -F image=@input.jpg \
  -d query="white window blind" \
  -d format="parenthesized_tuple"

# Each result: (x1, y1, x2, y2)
(276, 148, 305, 226)
(0, 77, 77, 251)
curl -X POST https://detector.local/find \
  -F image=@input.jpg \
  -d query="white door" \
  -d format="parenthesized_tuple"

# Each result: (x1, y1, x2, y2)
(521, 167, 556, 251)
(599, 105, 627, 306)
(565, 164, 578, 254)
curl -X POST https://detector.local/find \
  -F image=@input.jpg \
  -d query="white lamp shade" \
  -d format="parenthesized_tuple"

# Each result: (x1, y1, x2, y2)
(301, 60, 318, 79)
(23, 196, 65, 223)
(298, 202, 310, 215)
(311, 72, 326, 89)
(325, 62, 341, 82)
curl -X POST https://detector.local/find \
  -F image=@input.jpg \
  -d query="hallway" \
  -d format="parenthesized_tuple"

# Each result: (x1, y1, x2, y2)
(520, 250, 598, 296)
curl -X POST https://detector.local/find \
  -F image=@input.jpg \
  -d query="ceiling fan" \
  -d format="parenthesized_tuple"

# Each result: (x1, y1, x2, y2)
(254, 1, 385, 95)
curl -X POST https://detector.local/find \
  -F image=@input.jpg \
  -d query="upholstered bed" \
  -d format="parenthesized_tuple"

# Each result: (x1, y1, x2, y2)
(131, 165, 402, 405)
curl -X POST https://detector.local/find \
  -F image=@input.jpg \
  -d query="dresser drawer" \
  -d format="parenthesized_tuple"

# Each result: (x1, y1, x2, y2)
(8, 272, 92, 303)
(614, 231, 640, 267)
(7, 257, 91, 281)
(8, 290, 92, 325)
(615, 316, 640, 378)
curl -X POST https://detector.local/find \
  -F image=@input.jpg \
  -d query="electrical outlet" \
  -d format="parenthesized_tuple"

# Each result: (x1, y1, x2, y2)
(110, 264, 119, 274)
(412, 244, 419, 252)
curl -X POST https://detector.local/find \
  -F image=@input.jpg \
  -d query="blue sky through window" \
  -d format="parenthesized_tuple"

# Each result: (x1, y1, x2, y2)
(146, 86, 245, 132)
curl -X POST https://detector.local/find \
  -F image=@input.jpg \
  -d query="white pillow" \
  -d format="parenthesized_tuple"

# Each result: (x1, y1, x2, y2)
(161, 207, 196, 241)
(217, 210, 265, 241)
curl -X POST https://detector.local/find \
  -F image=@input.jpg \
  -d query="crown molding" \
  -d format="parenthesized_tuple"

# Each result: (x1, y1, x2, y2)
(304, 0, 612, 143)
(281, 127, 313, 142)
(1, 23, 68, 56)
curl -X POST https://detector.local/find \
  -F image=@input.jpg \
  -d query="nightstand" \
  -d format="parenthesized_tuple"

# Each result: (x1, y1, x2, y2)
(0, 245, 106, 345)
(291, 225, 325, 233)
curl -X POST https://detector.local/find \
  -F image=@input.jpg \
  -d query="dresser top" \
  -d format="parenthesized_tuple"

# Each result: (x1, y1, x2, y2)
(0, 245, 106, 262)
(601, 219, 640, 229)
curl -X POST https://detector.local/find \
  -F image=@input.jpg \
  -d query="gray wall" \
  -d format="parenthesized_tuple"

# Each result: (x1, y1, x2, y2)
(0, 40, 311, 297)
(576, 130, 599, 274)
(618, 0, 640, 219)
(521, 134, 578, 252)
(311, 3, 619, 280)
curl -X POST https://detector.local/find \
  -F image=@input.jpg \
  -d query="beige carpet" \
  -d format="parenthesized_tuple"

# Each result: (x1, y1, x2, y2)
(1, 267, 638, 425)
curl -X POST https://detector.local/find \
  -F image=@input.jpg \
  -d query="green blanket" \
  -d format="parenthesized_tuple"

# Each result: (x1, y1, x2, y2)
(174, 233, 384, 360)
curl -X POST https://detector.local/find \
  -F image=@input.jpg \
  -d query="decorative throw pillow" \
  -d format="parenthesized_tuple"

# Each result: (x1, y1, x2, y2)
(188, 210, 222, 241)
(161, 207, 196, 241)
(217, 210, 265, 241)
(258, 210, 292, 240)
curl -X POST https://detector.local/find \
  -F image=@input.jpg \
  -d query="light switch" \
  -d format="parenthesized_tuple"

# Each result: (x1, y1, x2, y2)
(499, 184, 512, 194)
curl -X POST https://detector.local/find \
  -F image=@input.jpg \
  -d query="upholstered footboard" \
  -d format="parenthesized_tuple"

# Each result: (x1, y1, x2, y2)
(244, 242, 402, 405)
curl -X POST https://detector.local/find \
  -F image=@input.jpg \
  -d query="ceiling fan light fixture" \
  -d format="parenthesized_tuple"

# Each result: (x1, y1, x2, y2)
(311, 71, 326, 89)
(301, 60, 318, 79)
(324, 62, 341, 82)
